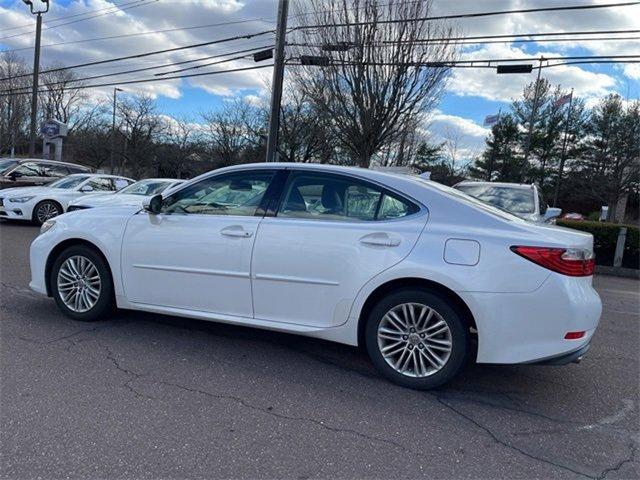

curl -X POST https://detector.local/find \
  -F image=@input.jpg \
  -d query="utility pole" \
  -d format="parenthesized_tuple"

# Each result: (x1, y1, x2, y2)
(552, 88, 574, 207)
(110, 87, 123, 174)
(24, 0, 49, 158)
(265, 0, 289, 163)
(523, 57, 544, 165)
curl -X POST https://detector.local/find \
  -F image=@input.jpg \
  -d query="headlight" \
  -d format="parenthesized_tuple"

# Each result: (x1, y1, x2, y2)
(40, 219, 56, 235)
(9, 195, 35, 203)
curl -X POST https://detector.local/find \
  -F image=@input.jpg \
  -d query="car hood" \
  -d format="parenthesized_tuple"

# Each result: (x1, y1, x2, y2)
(0, 186, 54, 197)
(71, 193, 147, 208)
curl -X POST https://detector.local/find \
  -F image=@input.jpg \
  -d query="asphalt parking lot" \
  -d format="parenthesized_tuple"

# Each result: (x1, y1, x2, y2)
(1, 221, 638, 479)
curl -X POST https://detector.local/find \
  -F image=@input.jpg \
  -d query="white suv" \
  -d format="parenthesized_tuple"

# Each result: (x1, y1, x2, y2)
(454, 181, 561, 223)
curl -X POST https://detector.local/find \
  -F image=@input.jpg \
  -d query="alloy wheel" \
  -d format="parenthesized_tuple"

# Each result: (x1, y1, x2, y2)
(57, 256, 102, 313)
(377, 302, 453, 378)
(37, 202, 59, 223)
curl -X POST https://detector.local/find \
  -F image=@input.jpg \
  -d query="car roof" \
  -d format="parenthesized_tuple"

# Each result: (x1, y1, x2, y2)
(0, 158, 91, 169)
(454, 181, 534, 190)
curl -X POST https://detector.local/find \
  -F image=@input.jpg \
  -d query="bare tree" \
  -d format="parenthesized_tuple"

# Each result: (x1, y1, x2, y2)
(117, 95, 165, 177)
(201, 99, 262, 167)
(290, 0, 457, 167)
(39, 66, 101, 133)
(0, 52, 31, 155)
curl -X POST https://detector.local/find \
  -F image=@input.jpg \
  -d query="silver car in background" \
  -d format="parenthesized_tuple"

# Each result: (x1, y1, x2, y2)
(454, 181, 561, 223)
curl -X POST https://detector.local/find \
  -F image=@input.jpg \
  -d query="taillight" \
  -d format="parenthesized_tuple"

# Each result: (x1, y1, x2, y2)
(510, 246, 595, 277)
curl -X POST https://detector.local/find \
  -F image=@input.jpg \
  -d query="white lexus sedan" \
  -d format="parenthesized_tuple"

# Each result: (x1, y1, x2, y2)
(67, 178, 185, 212)
(0, 173, 134, 225)
(29, 163, 601, 389)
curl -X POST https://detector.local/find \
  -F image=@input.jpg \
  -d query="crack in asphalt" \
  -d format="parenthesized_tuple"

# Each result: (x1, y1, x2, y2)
(597, 443, 638, 479)
(153, 378, 424, 458)
(434, 395, 598, 479)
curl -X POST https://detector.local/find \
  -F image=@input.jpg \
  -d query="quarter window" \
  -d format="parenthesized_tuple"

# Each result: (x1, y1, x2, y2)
(279, 172, 417, 221)
(163, 171, 274, 216)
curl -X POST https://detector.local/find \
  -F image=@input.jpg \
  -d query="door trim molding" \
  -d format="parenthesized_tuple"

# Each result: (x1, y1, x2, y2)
(132, 263, 249, 278)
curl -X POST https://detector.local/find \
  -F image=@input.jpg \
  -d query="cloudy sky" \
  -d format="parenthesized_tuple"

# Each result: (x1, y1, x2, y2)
(1, 0, 639, 159)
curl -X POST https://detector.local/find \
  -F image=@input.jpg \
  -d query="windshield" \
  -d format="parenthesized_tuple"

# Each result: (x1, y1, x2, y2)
(117, 179, 174, 196)
(455, 184, 535, 214)
(0, 159, 18, 175)
(48, 175, 90, 189)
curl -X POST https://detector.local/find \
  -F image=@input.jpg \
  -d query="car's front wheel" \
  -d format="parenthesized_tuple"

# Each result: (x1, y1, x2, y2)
(50, 245, 114, 321)
(365, 288, 469, 390)
(33, 200, 62, 226)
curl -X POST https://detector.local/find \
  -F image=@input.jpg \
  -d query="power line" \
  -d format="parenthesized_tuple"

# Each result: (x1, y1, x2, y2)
(0, 29, 276, 82)
(0, 64, 274, 97)
(3, 44, 274, 93)
(1, 17, 276, 53)
(292, 2, 640, 30)
(0, 0, 159, 41)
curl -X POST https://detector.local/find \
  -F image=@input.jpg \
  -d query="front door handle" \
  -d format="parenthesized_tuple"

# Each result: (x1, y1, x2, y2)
(220, 225, 253, 238)
(359, 232, 401, 247)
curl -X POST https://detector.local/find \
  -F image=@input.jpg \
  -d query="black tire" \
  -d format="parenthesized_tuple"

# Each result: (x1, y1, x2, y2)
(50, 245, 115, 322)
(365, 288, 469, 390)
(32, 200, 62, 226)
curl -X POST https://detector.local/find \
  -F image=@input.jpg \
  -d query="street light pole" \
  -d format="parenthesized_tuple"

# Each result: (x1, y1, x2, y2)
(24, 0, 49, 158)
(110, 87, 123, 174)
(553, 88, 574, 207)
(265, 0, 289, 163)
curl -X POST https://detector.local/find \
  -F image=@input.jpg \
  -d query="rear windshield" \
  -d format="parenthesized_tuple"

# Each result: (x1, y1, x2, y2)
(455, 184, 535, 214)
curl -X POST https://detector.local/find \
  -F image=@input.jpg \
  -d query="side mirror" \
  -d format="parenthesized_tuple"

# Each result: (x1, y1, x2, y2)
(9, 171, 22, 180)
(80, 185, 94, 192)
(544, 207, 562, 222)
(143, 194, 163, 214)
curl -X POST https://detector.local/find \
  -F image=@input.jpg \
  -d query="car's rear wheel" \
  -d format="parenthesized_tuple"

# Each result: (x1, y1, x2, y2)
(33, 200, 62, 226)
(365, 288, 469, 390)
(50, 245, 114, 321)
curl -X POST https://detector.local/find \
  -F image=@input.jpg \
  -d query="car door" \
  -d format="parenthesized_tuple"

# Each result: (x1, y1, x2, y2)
(120, 169, 276, 317)
(251, 170, 428, 328)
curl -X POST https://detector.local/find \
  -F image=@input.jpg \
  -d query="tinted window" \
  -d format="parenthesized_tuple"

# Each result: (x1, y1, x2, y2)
(41, 163, 69, 178)
(0, 159, 18, 175)
(455, 184, 535, 214)
(13, 162, 41, 177)
(67, 165, 89, 174)
(86, 177, 114, 191)
(163, 171, 273, 216)
(279, 172, 416, 221)
(113, 178, 132, 191)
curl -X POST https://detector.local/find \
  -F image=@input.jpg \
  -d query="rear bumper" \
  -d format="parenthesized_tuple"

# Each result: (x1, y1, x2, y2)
(523, 342, 591, 365)
(459, 273, 601, 364)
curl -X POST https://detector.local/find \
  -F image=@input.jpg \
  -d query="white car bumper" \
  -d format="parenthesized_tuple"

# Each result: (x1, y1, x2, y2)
(29, 230, 53, 295)
(461, 273, 601, 364)
(0, 199, 35, 221)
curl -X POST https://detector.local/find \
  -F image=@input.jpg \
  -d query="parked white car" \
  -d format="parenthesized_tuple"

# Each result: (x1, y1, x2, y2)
(454, 181, 562, 223)
(29, 163, 601, 389)
(0, 174, 134, 225)
(67, 178, 185, 212)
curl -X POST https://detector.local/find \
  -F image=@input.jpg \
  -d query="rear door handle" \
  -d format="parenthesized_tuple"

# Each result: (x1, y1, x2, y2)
(359, 232, 401, 247)
(220, 225, 253, 238)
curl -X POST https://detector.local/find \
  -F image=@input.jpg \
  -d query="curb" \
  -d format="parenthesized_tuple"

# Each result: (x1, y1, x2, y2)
(595, 265, 640, 279)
